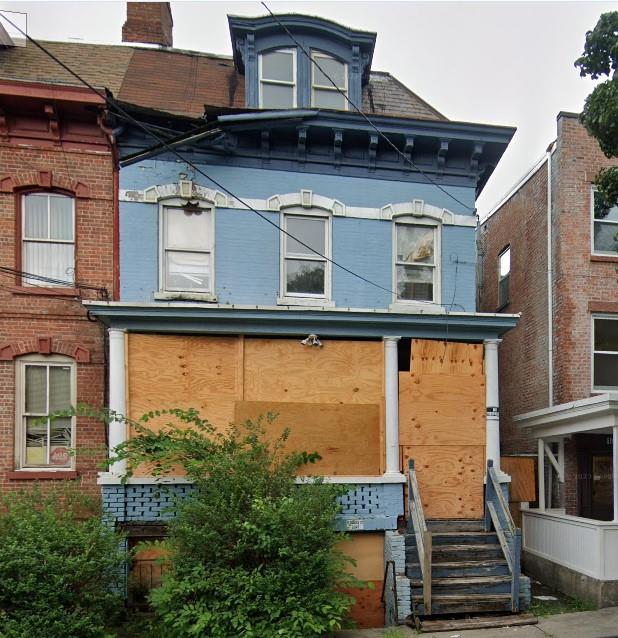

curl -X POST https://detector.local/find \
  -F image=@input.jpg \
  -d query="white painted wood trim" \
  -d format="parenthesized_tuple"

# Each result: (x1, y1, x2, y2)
(97, 473, 407, 485)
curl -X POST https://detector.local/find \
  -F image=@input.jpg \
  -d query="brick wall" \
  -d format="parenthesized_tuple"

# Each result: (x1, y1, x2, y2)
(0, 141, 115, 494)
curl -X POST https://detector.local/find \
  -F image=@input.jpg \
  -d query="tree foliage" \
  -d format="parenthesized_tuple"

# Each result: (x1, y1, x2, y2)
(575, 11, 618, 213)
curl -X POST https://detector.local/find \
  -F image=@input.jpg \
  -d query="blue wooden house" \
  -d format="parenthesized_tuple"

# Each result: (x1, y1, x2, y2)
(84, 9, 527, 626)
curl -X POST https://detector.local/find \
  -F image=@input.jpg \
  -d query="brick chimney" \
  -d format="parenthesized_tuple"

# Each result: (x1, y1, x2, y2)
(122, 2, 173, 48)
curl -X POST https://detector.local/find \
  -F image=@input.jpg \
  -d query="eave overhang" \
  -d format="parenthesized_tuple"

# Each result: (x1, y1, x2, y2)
(85, 302, 518, 341)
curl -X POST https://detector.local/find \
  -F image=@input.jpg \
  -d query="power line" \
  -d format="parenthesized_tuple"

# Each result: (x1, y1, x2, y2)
(0, 265, 109, 298)
(260, 2, 476, 214)
(0, 13, 457, 311)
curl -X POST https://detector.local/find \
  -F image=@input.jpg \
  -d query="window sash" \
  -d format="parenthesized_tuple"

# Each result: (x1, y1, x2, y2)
(311, 52, 347, 90)
(593, 318, 618, 391)
(259, 49, 296, 108)
(394, 224, 437, 302)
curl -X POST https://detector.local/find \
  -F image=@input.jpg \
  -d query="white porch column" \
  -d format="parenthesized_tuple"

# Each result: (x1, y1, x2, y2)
(538, 438, 546, 511)
(484, 339, 507, 480)
(108, 328, 127, 476)
(613, 426, 618, 522)
(383, 336, 402, 477)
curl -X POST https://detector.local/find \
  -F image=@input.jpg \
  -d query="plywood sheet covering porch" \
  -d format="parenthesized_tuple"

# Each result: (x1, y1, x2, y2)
(400, 339, 486, 518)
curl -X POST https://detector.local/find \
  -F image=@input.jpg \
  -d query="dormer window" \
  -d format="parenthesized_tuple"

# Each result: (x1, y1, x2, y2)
(259, 48, 296, 109)
(311, 51, 348, 110)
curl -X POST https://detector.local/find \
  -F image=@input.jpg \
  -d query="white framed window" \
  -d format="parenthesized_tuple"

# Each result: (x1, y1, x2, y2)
(15, 355, 76, 470)
(311, 51, 348, 110)
(161, 204, 214, 293)
(394, 222, 438, 303)
(259, 48, 297, 109)
(498, 246, 511, 308)
(21, 192, 75, 286)
(281, 213, 331, 300)
(592, 189, 618, 255)
(592, 317, 618, 392)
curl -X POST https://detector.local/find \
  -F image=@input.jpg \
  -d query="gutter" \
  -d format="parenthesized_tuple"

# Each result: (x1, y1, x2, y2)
(217, 109, 319, 123)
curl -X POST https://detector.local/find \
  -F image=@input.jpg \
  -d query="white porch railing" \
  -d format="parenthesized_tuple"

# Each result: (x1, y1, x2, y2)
(522, 509, 618, 580)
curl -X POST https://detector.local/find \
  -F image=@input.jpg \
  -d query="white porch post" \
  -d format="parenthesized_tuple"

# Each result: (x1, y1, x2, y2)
(384, 336, 402, 477)
(108, 328, 127, 476)
(484, 339, 507, 480)
(538, 438, 546, 511)
(613, 426, 618, 522)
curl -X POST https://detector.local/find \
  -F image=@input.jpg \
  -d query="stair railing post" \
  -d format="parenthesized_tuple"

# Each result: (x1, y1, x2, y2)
(485, 459, 493, 532)
(511, 528, 522, 612)
(407, 459, 414, 533)
(423, 530, 432, 614)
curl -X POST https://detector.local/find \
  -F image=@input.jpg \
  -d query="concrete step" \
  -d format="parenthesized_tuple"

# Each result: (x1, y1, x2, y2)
(406, 559, 510, 579)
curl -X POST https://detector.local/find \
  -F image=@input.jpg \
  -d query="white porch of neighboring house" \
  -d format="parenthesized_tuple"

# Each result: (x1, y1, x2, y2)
(514, 394, 618, 607)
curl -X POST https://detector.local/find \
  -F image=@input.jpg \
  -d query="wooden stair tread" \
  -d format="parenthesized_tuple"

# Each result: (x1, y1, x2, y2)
(413, 593, 523, 601)
(410, 575, 512, 586)
(431, 543, 500, 550)
(426, 560, 507, 568)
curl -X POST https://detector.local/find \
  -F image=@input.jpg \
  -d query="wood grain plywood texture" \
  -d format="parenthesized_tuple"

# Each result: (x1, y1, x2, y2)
(243, 338, 383, 404)
(337, 533, 385, 580)
(402, 445, 485, 518)
(501, 456, 536, 502)
(411, 339, 484, 376)
(234, 401, 380, 475)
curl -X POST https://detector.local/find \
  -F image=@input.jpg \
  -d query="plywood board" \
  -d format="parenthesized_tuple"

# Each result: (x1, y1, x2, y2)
(337, 532, 385, 580)
(411, 339, 484, 376)
(501, 456, 536, 502)
(402, 445, 485, 518)
(399, 372, 485, 447)
(234, 401, 380, 475)
(243, 338, 383, 404)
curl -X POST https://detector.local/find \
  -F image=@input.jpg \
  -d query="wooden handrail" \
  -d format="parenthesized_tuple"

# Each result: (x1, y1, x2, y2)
(484, 460, 521, 612)
(408, 459, 431, 614)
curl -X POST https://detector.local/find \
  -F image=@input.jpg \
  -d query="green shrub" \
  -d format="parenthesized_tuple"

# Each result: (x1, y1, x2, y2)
(0, 486, 126, 638)
(112, 411, 359, 638)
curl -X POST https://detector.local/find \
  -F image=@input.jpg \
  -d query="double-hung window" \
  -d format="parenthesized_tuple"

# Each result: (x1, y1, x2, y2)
(593, 317, 618, 391)
(259, 48, 296, 109)
(282, 214, 329, 298)
(395, 224, 436, 302)
(498, 246, 511, 308)
(162, 205, 213, 293)
(16, 355, 75, 469)
(22, 192, 74, 286)
(311, 51, 348, 110)
(592, 190, 618, 255)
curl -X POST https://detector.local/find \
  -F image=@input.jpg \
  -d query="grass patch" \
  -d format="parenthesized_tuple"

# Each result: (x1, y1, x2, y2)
(530, 595, 597, 617)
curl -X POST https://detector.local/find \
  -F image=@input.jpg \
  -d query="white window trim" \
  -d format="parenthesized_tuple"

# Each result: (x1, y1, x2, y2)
(259, 48, 297, 109)
(278, 208, 332, 306)
(14, 354, 76, 471)
(158, 198, 215, 297)
(498, 245, 511, 308)
(21, 192, 75, 287)
(391, 217, 441, 307)
(311, 50, 348, 110)
(591, 315, 618, 393)
(591, 187, 618, 257)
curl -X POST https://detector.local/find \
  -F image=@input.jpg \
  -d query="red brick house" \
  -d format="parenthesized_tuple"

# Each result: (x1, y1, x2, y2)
(478, 111, 618, 605)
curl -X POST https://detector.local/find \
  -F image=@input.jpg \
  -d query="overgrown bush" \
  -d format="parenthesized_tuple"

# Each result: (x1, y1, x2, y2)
(112, 410, 359, 638)
(0, 486, 126, 638)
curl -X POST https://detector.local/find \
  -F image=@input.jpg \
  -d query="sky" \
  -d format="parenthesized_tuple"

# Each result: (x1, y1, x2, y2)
(0, 0, 615, 218)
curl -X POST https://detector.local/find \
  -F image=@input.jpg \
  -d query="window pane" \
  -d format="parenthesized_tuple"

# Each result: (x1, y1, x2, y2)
(261, 50, 294, 82)
(166, 208, 211, 250)
(49, 366, 71, 412)
(166, 251, 210, 291)
(593, 221, 618, 253)
(397, 265, 434, 301)
(25, 416, 48, 465)
(397, 226, 434, 264)
(261, 83, 294, 109)
(25, 365, 47, 413)
(312, 88, 347, 110)
(286, 260, 325, 295)
(313, 54, 346, 87)
(499, 248, 511, 277)
(24, 194, 48, 239)
(49, 418, 72, 466)
(286, 217, 326, 256)
(50, 196, 73, 241)
(499, 275, 510, 307)
(595, 319, 618, 352)
(23, 242, 75, 284)
(594, 192, 618, 222)
(594, 353, 618, 389)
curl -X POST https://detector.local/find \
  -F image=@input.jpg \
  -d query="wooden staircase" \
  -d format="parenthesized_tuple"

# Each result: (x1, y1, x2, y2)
(406, 460, 531, 618)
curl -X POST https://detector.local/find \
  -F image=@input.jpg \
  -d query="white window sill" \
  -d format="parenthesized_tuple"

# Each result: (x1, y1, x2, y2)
(277, 296, 335, 308)
(389, 301, 445, 314)
(154, 291, 218, 303)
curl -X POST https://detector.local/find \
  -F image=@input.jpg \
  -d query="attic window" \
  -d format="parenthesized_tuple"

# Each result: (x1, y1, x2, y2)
(311, 51, 348, 110)
(259, 48, 296, 109)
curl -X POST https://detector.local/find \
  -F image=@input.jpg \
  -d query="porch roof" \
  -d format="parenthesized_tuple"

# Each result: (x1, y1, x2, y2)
(514, 394, 618, 438)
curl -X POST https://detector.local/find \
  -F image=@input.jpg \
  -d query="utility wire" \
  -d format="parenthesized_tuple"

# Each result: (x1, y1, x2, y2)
(0, 13, 457, 310)
(260, 1, 476, 214)
(0, 265, 109, 298)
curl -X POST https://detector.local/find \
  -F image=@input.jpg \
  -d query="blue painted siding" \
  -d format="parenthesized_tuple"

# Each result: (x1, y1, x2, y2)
(216, 208, 280, 305)
(332, 217, 391, 308)
(442, 225, 477, 312)
(121, 160, 476, 215)
(120, 202, 158, 302)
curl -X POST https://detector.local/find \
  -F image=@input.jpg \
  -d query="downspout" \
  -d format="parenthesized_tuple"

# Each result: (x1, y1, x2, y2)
(546, 141, 556, 407)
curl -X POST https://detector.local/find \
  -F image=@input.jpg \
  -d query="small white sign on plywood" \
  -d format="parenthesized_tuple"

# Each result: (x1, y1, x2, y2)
(346, 518, 364, 531)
